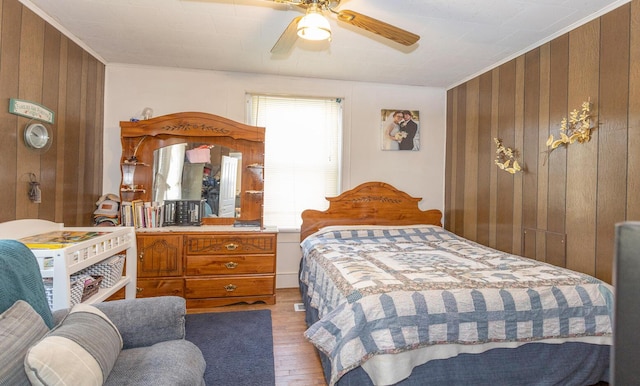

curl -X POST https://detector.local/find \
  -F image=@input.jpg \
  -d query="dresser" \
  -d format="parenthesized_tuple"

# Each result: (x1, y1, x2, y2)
(119, 112, 275, 309)
(136, 227, 277, 308)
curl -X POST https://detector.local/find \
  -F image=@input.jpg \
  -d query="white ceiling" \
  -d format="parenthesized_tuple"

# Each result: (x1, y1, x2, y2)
(21, 0, 629, 88)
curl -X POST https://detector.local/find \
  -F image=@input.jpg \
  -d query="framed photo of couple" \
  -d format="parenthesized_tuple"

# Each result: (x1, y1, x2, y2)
(380, 109, 420, 151)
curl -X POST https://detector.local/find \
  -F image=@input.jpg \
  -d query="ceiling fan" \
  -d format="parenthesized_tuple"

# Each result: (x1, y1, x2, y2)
(269, 0, 420, 53)
(185, 0, 420, 54)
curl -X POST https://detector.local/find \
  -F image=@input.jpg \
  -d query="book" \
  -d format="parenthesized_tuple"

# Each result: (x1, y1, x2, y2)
(233, 219, 261, 228)
(20, 231, 106, 249)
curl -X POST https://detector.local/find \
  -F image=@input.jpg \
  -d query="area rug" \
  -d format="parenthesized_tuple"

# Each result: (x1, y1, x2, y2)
(185, 309, 275, 386)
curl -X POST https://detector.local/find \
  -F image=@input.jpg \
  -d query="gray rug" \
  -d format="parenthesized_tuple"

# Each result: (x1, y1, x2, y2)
(185, 309, 275, 386)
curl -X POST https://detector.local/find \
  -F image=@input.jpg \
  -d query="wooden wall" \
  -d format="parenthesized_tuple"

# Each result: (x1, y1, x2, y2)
(446, 1, 640, 284)
(0, 0, 105, 227)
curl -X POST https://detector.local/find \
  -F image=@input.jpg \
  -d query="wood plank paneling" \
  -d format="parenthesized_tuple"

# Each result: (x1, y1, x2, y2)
(596, 4, 630, 281)
(463, 78, 479, 242)
(17, 7, 45, 220)
(476, 72, 493, 246)
(444, 90, 454, 229)
(565, 19, 600, 275)
(63, 42, 84, 226)
(512, 56, 525, 255)
(41, 24, 62, 222)
(0, 0, 23, 222)
(546, 34, 569, 267)
(488, 69, 500, 248)
(0, 0, 105, 226)
(55, 38, 69, 223)
(446, 0, 640, 283)
(522, 49, 540, 259)
(630, 0, 640, 221)
(454, 85, 467, 235)
(495, 60, 516, 253)
(536, 43, 551, 263)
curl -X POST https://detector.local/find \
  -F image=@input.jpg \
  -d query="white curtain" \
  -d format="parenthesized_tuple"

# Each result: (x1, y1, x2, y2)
(247, 94, 342, 229)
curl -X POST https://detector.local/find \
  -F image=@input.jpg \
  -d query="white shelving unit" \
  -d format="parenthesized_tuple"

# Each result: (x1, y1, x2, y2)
(0, 219, 137, 310)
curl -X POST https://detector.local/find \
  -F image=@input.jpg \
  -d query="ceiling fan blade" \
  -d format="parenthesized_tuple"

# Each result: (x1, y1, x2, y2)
(271, 16, 302, 54)
(336, 10, 420, 46)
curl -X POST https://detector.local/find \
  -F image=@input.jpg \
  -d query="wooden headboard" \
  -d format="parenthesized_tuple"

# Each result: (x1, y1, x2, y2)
(300, 182, 442, 241)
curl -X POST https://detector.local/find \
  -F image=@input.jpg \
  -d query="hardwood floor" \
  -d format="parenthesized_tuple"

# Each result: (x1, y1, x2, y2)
(190, 288, 327, 386)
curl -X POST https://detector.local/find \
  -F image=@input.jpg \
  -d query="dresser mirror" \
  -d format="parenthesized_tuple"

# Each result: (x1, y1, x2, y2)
(152, 143, 241, 218)
(120, 112, 265, 227)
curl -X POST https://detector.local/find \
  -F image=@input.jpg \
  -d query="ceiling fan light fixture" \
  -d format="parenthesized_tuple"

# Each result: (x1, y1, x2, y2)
(297, 5, 331, 41)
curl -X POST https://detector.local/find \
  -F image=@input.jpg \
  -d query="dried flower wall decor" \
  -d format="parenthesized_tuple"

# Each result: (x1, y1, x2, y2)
(544, 100, 594, 161)
(494, 138, 522, 174)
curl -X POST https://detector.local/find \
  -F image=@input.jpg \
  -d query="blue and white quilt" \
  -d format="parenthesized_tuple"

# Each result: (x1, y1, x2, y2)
(300, 225, 614, 386)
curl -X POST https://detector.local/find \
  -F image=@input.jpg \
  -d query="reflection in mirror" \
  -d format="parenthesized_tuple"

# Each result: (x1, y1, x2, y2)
(152, 143, 242, 218)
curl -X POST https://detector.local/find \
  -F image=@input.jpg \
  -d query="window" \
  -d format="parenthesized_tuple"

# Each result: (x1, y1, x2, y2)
(247, 94, 342, 229)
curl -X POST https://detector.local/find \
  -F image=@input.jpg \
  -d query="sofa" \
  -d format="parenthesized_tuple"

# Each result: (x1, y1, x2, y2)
(0, 240, 206, 385)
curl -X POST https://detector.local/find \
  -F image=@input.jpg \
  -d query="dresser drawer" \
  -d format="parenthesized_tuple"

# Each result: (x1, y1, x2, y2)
(185, 234, 276, 255)
(185, 276, 275, 298)
(185, 254, 275, 275)
(136, 278, 184, 298)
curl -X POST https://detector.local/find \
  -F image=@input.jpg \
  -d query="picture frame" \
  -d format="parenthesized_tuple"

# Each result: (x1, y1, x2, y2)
(380, 109, 420, 151)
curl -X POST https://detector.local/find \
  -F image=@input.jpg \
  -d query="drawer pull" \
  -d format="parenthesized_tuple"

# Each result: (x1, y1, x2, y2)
(138, 251, 144, 262)
(224, 284, 237, 292)
(225, 243, 238, 251)
(225, 262, 238, 269)
(136, 287, 144, 293)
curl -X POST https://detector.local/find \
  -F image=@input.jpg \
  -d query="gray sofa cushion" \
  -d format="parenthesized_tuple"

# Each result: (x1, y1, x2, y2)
(24, 304, 123, 386)
(95, 296, 186, 349)
(0, 300, 49, 386)
(106, 340, 206, 386)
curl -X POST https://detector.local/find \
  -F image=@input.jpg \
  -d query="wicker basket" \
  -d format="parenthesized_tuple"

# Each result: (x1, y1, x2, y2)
(77, 254, 125, 288)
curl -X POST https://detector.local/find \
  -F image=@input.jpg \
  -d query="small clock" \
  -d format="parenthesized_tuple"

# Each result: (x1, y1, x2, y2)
(24, 123, 51, 150)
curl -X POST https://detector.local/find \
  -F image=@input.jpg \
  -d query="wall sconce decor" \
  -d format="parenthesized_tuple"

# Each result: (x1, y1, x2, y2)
(545, 100, 594, 161)
(494, 138, 522, 174)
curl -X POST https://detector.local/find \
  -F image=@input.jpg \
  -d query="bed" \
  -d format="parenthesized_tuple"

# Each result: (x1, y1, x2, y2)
(298, 182, 612, 386)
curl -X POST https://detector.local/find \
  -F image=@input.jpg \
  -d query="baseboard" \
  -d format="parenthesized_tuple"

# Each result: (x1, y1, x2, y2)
(276, 272, 299, 289)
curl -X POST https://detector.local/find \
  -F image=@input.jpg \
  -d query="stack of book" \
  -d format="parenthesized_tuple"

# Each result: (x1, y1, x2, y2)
(120, 200, 164, 228)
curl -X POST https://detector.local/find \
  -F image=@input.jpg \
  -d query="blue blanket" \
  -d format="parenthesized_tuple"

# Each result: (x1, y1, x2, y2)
(300, 226, 614, 385)
(0, 240, 54, 328)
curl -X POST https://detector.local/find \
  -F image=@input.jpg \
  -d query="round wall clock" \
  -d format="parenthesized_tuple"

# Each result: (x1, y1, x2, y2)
(24, 123, 52, 151)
